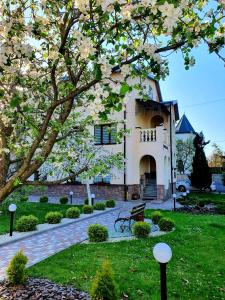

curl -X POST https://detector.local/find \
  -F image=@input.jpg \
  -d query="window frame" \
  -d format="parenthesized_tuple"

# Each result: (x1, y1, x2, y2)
(94, 123, 117, 145)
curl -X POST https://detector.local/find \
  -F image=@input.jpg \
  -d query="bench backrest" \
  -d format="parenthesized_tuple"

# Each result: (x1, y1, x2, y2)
(131, 203, 146, 217)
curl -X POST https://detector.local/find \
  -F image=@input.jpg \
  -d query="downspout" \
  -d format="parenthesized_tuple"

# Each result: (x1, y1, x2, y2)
(123, 105, 127, 201)
(169, 103, 174, 196)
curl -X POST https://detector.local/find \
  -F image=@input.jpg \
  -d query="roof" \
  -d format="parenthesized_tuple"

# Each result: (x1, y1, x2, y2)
(163, 100, 180, 121)
(136, 99, 170, 115)
(176, 114, 195, 134)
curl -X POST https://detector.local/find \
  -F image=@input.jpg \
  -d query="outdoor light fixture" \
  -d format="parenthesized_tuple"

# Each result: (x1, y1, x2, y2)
(186, 190, 190, 198)
(182, 192, 187, 201)
(8, 204, 17, 237)
(91, 193, 95, 206)
(153, 243, 172, 300)
(172, 193, 177, 211)
(69, 191, 74, 204)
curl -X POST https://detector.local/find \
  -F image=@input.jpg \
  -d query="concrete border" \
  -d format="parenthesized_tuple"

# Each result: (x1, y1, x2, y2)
(0, 207, 119, 248)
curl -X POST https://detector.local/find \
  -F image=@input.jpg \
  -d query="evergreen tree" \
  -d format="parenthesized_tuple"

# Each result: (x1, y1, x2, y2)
(191, 133, 212, 189)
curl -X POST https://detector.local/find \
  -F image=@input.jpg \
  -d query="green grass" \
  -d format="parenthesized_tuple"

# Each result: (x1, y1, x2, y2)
(28, 210, 225, 300)
(190, 192, 225, 204)
(0, 202, 82, 234)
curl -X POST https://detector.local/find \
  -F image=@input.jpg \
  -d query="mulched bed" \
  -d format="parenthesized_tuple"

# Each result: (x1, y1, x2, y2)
(176, 206, 216, 215)
(0, 277, 90, 300)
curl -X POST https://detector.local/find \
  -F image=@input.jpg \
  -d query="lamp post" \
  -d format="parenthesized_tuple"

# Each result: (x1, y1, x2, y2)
(69, 191, 73, 204)
(153, 243, 172, 300)
(186, 190, 190, 199)
(91, 193, 95, 206)
(172, 193, 177, 211)
(8, 204, 17, 237)
(182, 191, 187, 201)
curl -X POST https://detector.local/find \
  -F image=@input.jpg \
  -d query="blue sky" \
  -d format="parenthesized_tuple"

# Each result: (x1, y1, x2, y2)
(160, 45, 225, 156)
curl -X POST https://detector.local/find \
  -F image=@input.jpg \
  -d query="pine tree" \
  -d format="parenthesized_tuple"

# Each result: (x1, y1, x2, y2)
(191, 146, 212, 190)
(91, 260, 119, 300)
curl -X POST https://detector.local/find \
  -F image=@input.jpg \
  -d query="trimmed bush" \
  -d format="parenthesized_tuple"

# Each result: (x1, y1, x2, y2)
(88, 224, 108, 242)
(45, 211, 63, 224)
(66, 207, 80, 218)
(94, 202, 106, 211)
(16, 215, 38, 232)
(158, 217, 175, 232)
(91, 260, 119, 300)
(133, 221, 151, 238)
(106, 200, 116, 208)
(59, 196, 68, 204)
(7, 250, 28, 285)
(39, 196, 48, 203)
(84, 198, 89, 205)
(151, 211, 163, 224)
(20, 196, 28, 202)
(83, 205, 94, 214)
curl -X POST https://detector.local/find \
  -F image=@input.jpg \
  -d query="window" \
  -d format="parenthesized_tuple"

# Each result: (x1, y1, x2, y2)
(94, 174, 111, 184)
(94, 124, 117, 145)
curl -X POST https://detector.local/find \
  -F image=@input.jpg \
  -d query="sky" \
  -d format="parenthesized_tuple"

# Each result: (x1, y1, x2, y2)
(160, 45, 225, 157)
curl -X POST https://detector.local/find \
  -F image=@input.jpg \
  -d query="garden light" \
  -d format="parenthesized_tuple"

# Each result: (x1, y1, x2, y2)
(69, 191, 74, 204)
(172, 193, 177, 211)
(153, 243, 172, 300)
(91, 193, 95, 206)
(8, 204, 17, 237)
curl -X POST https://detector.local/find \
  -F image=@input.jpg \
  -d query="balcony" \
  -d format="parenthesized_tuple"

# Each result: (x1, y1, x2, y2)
(140, 128, 156, 142)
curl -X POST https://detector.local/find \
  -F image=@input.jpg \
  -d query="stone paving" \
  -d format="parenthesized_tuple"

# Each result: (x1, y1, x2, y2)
(0, 198, 180, 279)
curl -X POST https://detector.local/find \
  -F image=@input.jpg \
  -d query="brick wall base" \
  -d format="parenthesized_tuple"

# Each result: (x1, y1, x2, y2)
(32, 184, 141, 201)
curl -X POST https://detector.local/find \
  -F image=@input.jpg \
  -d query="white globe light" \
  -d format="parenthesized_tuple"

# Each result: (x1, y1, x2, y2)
(69, 191, 73, 195)
(172, 193, 177, 198)
(186, 190, 190, 194)
(8, 204, 17, 212)
(153, 243, 172, 264)
(91, 193, 95, 198)
(182, 192, 187, 197)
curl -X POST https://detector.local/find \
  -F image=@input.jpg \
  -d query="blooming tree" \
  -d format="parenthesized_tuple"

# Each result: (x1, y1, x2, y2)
(0, 0, 224, 201)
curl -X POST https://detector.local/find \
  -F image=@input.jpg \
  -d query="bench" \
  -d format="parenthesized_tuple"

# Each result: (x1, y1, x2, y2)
(114, 203, 146, 232)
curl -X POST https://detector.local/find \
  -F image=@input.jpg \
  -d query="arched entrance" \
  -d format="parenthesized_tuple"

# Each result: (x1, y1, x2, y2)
(140, 155, 157, 200)
(151, 115, 164, 128)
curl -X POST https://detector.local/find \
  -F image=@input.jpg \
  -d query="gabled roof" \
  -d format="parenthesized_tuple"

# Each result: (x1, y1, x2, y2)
(176, 114, 195, 134)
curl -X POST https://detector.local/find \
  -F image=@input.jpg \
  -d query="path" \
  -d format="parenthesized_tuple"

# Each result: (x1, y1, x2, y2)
(0, 208, 119, 279)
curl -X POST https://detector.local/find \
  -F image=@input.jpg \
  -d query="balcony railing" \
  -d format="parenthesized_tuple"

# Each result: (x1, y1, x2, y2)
(140, 128, 156, 142)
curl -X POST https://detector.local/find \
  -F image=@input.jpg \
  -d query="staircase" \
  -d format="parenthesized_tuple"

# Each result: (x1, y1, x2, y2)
(142, 180, 157, 200)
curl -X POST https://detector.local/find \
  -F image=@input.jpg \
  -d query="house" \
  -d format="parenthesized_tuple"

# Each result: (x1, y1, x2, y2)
(175, 114, 195, 141)
(35, 73, 179, 202)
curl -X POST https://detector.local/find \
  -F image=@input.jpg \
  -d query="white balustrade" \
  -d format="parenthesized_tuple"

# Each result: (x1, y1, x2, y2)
(140, 128, 156, 142)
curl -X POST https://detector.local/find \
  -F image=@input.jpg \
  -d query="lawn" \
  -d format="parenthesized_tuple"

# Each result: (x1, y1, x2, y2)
(0, 202, 82, 235)
(28, 210, 225, 300)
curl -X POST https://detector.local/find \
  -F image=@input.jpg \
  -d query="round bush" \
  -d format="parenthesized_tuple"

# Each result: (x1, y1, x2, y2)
(88, 224, 108, 242)
(59, 196, 68, 204)
(83, 205, 94, 214)
(66, 207, 80, 218)
(133, 222, 151, 238)
(39, 196, 48, 203)
(93, 202, 106, 210)
(151, 211, 163, 224)
(20, 196, 28, 202)
(158, 218, 175, 232)
(106, 200, 116, 208)
(84, 198, 89, 205)
(45, 211, 63, 224)
(16, 215, 38, 232)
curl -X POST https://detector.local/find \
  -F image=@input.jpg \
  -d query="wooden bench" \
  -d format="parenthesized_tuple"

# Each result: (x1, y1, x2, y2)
(114, 203, 146, 232)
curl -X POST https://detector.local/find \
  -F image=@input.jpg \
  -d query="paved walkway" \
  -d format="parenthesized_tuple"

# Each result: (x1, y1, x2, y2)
(0, 198, 180, 279)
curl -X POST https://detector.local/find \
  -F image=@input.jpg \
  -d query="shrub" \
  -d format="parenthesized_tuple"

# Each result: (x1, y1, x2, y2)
(106, 200, 116, 208)
(84, 198, 89, 205)
(151, 211, 163, 224)
(83, 205, 94, 214)
(88, 224, 108, 242)
(94, 202, 106, 210)
(59, 196, 68, 204)
(133, 222, 151, 238)
(45, 211, 63, 224)
(16, 215, 38, 232)
(39, 196, 48, 203)
(20, 196, 28, 202)
(6, 250, 28, 285)
(158, 218, 175, 232)
(66, 207, 80, 218)
(91, 260, 119, 300)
